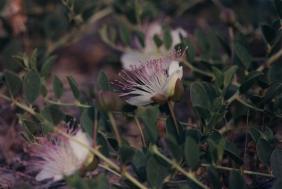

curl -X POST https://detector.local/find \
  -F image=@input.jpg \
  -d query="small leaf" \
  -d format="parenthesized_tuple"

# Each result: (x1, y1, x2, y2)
(224, 66, 238, 88)
(184, 137, 200, 169)
(274, 0, 282, 18)
(271, 148, 282, 179)
(261, 24, 276, 45)
(153, 34, 163, 48)
(23, 70, 41, 103)
(239, 71, 263, 93)
(256, 138, 273, 165)
(97, 71, 111, 91)
(140, 106, 159, 143)
(234, 42, 252, 69)
(228, 171, 247, 189)
(268, 61, 282, 83)
(41, 55, 56, 78)
(4, 70, 22, 96)
(41, 105, 64, 125)
(29, 49, 38, 71)
(119, 24, 130, 45)
(119, 144, 135, 164)
(53, 76, 64, 98)
(249, 127, 261, 143)
(163, 26, 172, 49)
(67, 76, 80, 99)
(146, 157, 168, 188)
(80, 107, 95, 137)
(135, 31, 145, 48)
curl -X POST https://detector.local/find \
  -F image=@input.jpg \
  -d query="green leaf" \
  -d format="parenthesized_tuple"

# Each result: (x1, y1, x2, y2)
(97, 71, 111, 91)
(41, 55, 56, 78)
(228, 171, 247, 189)
(53, 76, 64, 98)
(140, 106, 159, 143)
(153, 34, 163, 48)
(271, 148, 282, 179)
(261, 24, 276, 45)
(146, 157, 168, 188)
(119, 24, 130, 45)
(23, 70, 41, 103)
(234, 42, 252, 69)
(190, 82, 211, 109)
(224, 66, 238, 88)
(268, 61, 282, 83)
(4, 70, 22, 96)
(67, 76, 80, 99)
(41, 105, 64, 125)
(225, 141, 243, 164)
(190, 82, 218, 110)
(184, 137, 200, 169)
(132, 150, 147, 181)
(29, 49, 38, 71)
(119, 144, 135, 164)
(239, 72, 263, 93)
(80, 107, 95, 137)
(249, 127, 261, 143)
(256, 138, 273, 165)
(163, 26, 172, 49)
(136, 31, 145, 48)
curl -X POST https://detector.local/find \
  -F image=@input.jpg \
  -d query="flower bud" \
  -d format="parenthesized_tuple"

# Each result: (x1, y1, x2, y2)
(171, 79, 184, 101)
(96, 90, 122, 111)
(220, 8, 236, 25)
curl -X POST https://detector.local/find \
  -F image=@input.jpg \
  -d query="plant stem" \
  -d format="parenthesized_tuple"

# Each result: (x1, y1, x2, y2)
(108, 112, 122, 146)
(134, 116, 146, 147)
(182, 60, 215, 80)
(257, 49, 282, 71)
(45, 99, 91, 108)
(93, 108, 98, 147)
(168, 101, 180, 134)
(151, 145, 208, 189)
(201, 164, 273, 178)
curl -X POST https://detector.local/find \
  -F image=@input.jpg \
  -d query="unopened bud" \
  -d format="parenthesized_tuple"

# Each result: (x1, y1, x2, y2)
(96, 90, 122, 111)
(220, 8, 236, 25)
(171, 79, 184, 101)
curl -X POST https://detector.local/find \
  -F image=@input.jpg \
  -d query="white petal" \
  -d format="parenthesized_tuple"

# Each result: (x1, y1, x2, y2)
(36, 169, 60, 181)
(125, 94, 153, 106)
(163, 64, 183, 97)
(171, 28, 187, 47)
(69, 130, 92, 163)
(168, 61, 183, 77)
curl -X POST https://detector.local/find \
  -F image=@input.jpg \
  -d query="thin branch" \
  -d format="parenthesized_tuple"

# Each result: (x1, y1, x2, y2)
(201, 164, 273, 178)
(151, 145, 209, 189)
(108, 112, 122, 146)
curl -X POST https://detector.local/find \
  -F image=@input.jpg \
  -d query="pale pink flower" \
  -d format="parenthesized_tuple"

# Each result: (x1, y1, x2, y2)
(121, 22, 187, 70)
(28, 121, 93, 182)
(112, 56, 183, 106)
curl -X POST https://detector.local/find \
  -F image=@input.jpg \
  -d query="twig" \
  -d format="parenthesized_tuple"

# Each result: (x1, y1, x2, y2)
(45, 99, 91, 108)
(257, 49, 282, 71)
(168, 101, 180, 134)
(201, 164, 273, 178)
(108, 112, 122, 146)
(182, 60, 215, 80)
(134, 116, 146, 147)
(151, 145, 209, 189)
